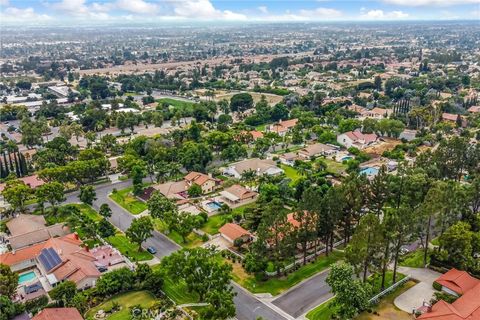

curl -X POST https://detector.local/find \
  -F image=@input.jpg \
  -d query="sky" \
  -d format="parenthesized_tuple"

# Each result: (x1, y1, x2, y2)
(0, 0, 479, 25)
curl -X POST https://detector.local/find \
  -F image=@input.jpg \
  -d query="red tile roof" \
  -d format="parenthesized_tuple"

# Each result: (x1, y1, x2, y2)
(219, 223, 251, 241)
(434, 268, 480, 295)
(32, 308, 84, 320)
(418, 282, 480, 320)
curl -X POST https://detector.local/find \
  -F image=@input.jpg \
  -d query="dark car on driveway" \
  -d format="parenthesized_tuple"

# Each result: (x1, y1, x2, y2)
(147, 246, 157, 254)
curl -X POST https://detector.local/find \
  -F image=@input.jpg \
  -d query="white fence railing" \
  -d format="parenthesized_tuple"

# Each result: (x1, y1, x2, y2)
(369, 275, 411, 304)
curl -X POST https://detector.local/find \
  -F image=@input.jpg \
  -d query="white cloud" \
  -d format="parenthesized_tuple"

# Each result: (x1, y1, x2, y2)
(0, 0, 10, 6)
(172, 0, 247, 20)
(258, 6, 268, 14)
(383, 0, 480, 6)
(0, 6, 52, 23)
(361, 9, 410, 19)
(298, 7, 343, 19)
(116, 0, 158, 14)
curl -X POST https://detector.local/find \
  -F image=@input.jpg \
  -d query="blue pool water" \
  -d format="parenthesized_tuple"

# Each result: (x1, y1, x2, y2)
(341, 156, 353, 161)
(206, 201, 222, 210)
(18, 271, 36, 284)
(360, 167, 379, 176)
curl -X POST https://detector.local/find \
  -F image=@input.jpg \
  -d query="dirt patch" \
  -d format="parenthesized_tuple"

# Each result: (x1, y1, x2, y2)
(364, 138, 402, 156)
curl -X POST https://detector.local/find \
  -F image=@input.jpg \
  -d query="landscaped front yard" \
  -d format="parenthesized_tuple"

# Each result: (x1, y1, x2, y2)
(85, 290, 156, 320)
(399, 249, 429, 268)
(323, 158, 347, 175)
(109, 186, 148, 215)
(153, 218, 205, 248)
(280, 164, 303, 184)
(106, 232, 153, 261)
(231, 250, 345, 296)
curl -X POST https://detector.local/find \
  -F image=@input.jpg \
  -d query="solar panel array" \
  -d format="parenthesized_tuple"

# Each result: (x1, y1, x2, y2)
(38, 248, 62, 271)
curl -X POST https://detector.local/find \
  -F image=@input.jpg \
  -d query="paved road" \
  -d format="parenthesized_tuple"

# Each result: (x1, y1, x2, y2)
(233, 283, 289, 320)
(64, 180, 181, 259)
(272, 270, 333, 318)
(62, 180, 287, 319)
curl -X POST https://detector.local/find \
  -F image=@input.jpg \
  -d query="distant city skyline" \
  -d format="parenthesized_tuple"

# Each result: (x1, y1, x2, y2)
(0, 0, 479, 25)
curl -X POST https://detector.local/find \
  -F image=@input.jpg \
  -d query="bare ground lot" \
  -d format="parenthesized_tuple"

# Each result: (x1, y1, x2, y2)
(364, 138, 402, 156)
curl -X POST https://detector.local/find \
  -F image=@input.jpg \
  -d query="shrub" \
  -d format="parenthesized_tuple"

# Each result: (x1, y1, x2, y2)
(433, 281, 442, 291)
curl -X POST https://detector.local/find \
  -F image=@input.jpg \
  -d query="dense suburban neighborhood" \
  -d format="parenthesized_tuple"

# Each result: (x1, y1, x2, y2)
(0, 6, 479, 320)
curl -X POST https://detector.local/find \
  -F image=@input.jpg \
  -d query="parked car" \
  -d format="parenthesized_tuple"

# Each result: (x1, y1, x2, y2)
(147, 246, 157, 254)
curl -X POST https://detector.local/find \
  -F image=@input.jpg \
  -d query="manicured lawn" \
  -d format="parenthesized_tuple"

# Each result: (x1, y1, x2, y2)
(153, 218, 204, 248)
(85, 291, 156, 320)
(368, 271, 405, 295)
(356, 280, 416, 320)
(306, 300, 337, 320)
(399, 249, 429, 268)
(231, 203, 256, 216)
(280, 164, 303, 184)
(323, 159, 347, 175)
(201, 214, 231, 235)
(255, 123, 267, 131)
(106, 233, 153, 262)
(109, 186, 148, 215)
(75, 203, 103, 222)
(234, 250, 345, 296)
(157, 98, 197, 113)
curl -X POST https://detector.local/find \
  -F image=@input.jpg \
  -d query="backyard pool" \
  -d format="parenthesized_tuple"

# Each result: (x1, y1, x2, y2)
(360, 167, 379, 176)
(206, 201, 222, 211)
(340, 156, 353, 162)
(18, 271, 37, 285)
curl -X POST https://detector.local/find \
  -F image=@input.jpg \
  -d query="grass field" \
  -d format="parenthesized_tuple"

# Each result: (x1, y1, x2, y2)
(109, 186, 148, 215)
(323, 159, 347, 175)
(399, 249, 428, 268)
(157, 98, 197, 113)
(76, 203, 103, 222)
(368, 271, 405, 295)
(153, 218, 204, 248)
(280, 164, 303, 184)
(201, 214, 231, 235)
(305, 300, 337, 320)
(85, 291, 156, 320)
(356, 280, 416, 320)
(106, 232, 153, 262)
(233, 250, 345, 296)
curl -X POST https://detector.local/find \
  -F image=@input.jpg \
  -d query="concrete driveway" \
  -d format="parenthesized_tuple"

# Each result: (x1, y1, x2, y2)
(394, 267, 442, 313)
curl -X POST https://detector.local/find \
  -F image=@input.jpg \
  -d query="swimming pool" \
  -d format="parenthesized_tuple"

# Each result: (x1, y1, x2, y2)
(360, 167, 379, 176)
(206, 201, 222, 210)
(341, 156, 353, 161)
(18, 271, 36, 285)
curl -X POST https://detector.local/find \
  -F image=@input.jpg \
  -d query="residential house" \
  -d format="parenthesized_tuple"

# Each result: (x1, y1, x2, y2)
(184, 171, 221, 194)
(467, 106, 480, 113)
(267, 119, 298, 136)
(240, 130, 264, 141)
(298, 143, 337, 159)
(219, 184, 258, 206)
(219, 223, 253, 245)
(0, 233, 101, 290)
(278, 152, 298, 166)
(418, 270, 480, 319)
(337, 130, 378, 149)
(222, 158, 284, 179)
(433, 268, 480, 297)
(0, 175, 45, 192)
(441, 113, 467, 127)
(5, 214, 70, 250)
(32, 308, 84, 320)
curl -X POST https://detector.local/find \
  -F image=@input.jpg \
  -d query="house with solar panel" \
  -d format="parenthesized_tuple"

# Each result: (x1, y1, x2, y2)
(0, 233, 101, 301)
